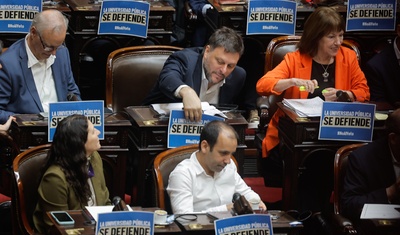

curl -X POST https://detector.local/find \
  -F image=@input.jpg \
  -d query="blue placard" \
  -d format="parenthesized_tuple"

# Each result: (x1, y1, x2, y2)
(0, 0, 41, 33)
(96, 211, 154, 235)
(167, 110, 224, 148)
(346, 0, 396, 31)
(215, 214, 273, 235)
(48, 101, 104, 142)
(98, 0, 150, 38)
(246, 0, 296, 35)
(319, 102, 375, 142)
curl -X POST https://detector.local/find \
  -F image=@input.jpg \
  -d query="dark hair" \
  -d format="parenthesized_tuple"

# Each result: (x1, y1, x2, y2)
(298, 7, 345, 57)
(206, 26, 244, 56)
(385, 108, 400, 135)
(44, 114, 91, 204)
(199, 120, 239, 151)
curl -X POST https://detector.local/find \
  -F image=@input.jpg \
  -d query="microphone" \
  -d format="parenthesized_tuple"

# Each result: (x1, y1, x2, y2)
(232, 193, 253, 215)
(112, 196, 129, 211)
(232, 192, 241, 203)
(336, 90, 352, 102)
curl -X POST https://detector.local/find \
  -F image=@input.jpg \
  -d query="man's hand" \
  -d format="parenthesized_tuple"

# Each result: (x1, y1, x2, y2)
(226, 203, 234, 211)
(386, 177, 400, 203)
(0, 116, 15, 131)
(180, 87, 202, 122)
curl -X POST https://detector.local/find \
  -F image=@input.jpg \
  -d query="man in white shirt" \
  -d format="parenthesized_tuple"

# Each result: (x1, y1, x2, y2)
(167, 120, 267, 213)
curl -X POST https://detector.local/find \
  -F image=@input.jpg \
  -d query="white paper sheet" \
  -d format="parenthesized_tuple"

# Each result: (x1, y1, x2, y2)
(85, 205, 133, 222)
(360, 204, 400, 219)
(282, 97, 324, 117)
(150, 102, 227, 118)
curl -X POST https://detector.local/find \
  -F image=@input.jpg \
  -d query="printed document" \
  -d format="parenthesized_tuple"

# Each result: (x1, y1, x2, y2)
(282, 97, 324, 117)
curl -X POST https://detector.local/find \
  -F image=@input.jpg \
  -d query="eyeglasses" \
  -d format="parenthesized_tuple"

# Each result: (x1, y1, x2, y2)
(38, 33, 64, 52)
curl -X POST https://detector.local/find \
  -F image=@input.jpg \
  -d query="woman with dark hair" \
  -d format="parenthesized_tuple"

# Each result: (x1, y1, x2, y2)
(256, 6, 370, 219)
(33, 114, 111, 234)
(256, 6, 369, 159)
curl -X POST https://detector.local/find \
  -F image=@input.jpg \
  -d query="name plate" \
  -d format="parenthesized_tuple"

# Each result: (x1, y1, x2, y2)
(167, 110, 223, 148)
(215, 214, 273, 235)
(319, 102, 375, 142)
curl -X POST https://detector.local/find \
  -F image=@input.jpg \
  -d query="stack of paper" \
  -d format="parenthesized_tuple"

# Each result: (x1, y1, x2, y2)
(150, 102, 227, 118)
(282, 97, 324, 117)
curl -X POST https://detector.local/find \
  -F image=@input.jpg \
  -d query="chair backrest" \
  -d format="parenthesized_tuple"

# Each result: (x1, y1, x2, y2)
(153, 144, 238, 213)
(105, 45, 182, 113)
(11, 144, 51, 235)
(265, 35, 361, 74)
(264, 35, 301, 74)
(333, 143, 367, 215)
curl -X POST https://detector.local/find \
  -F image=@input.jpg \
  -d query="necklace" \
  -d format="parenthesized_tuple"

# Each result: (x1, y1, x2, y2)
(321, 63, 330, 82)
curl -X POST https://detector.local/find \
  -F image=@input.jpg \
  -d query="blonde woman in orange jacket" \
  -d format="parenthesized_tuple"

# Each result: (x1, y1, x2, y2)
(256, 7, 370, 158)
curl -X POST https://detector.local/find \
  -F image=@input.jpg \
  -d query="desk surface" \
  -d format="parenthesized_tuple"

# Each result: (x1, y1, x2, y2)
(48, 209, 302, 235)
(12, 113, 131, 128)
(125, 106, 248, 128)
(64, 0, 174, 12)
(47, 208, 181, 235)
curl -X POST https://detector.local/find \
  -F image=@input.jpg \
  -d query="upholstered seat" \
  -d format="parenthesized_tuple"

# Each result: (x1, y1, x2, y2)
(153, 144, 238, 213)
(330, 143, 367, 235)
(11, 144, 50, 235)
(105, 45, 182, 113)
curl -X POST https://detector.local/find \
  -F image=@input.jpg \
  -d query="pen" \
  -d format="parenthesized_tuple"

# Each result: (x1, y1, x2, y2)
(299, 86, 319, 91)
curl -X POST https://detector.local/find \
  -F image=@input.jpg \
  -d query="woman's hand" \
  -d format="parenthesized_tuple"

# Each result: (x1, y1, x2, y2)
(322, 88, 338, 101)
(323, 88, 355, 102)
(292, 78, 318, 93)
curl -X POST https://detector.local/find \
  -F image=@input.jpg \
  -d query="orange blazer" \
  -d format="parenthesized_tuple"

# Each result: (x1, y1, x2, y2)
(256, 46, 370, 158)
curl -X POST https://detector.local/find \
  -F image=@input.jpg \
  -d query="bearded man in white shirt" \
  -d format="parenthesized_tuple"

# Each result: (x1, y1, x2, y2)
(167, 120, 267, 213)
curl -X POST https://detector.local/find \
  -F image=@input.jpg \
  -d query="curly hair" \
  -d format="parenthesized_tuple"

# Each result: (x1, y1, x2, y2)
(44, 114, 91, 204)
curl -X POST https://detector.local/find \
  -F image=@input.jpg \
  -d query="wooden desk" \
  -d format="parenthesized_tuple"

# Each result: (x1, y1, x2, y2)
(9, 113, 131, 200)
(124, 106, 248, 207)
(360, 218, 400, 235)
(47, 208, 181, 235)
(175, 211, 302, 235)
(277, 103, 387, 211)
(48, 210, 301, 235)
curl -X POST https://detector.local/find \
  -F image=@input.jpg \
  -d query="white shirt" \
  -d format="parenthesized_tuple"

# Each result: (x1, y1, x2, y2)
(25, 35, 58, 112)
(198, 65, 224, 105)
(167, 151, 261, 214)
(174, 63, 225, 105)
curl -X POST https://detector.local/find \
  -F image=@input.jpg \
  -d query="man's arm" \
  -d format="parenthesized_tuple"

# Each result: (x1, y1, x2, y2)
(0, 63, 16, 123)
(179, 87, 202, 122)
(167, 167, 195, 214)
(232, 168, 266, 211)
(364, 61, 388, 103)
(158, 50, 203, 122)
(61, 48, 81, 100)
(341, 152, 390, 220)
